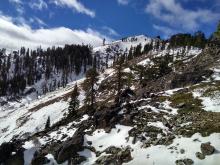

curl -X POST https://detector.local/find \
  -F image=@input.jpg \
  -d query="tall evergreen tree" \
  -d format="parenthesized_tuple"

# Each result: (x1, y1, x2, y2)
(45, 116, 50, 130)
(68, 84, 80, 116)
(115, 57, 126, 103)
(127, 46, 133, 60)
(131, 65, 145, 85)
(83, 68, 99, 110)
(213, 21, 220, 40)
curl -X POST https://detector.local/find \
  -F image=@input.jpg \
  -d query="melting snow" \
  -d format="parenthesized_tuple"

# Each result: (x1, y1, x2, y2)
(84, 125, 132, 152)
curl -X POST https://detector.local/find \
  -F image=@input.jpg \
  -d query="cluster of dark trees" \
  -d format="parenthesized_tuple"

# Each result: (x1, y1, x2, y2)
(212, 22, 220, 41)
(0, 44, 93, 96)
(168, 31, 207, 49)
(121, 37, 138, 42)
(127, 42, 153, 61)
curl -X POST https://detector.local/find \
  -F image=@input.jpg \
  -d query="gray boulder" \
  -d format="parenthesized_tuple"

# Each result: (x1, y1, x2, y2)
(201, 142, 215, 155)
(55, 128, 85, 164)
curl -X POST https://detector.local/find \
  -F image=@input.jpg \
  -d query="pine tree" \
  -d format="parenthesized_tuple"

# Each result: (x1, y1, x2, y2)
(131, 65, 145, 85)
(45, 116, 50, 130)
(115, 57, 126, 103)
(83, 68, 99, 110)
(68, 84, 80, 116)
(127, 46, 133, 60)
(214, 21, 220, 40)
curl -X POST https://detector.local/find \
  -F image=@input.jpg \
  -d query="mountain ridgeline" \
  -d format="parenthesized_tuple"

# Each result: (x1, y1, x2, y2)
(0, 30, 209, 98)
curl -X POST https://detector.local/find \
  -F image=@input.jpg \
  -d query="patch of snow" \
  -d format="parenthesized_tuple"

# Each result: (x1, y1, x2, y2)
(45, 154, 68, 165)
(78, 149, 97, 165)
(138, 58, 153, 66)
(125, 133, 220, 165)
(193, 90, 220, 112)
(148, 121, 169, 132)
(84, 125, 132, 152)
(163, 88, 183, 96)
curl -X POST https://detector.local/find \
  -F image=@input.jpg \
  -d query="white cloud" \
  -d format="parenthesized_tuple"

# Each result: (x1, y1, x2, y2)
(0, 14, 109, 51)
(29, 17, 47, 27)
(102, 26, 119, 37)
(153, 24, 178, 38)
(9, 0, 24, 14)
(9, 0, 22, 4)
(29, 0, 48, 10)
(145, 0, 220, 31)
(117, 0, 129, 5)
(52, 0, 95, 18)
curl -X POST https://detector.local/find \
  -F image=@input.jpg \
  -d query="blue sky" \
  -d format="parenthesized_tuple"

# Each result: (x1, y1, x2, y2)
(0, 0, 219, 50)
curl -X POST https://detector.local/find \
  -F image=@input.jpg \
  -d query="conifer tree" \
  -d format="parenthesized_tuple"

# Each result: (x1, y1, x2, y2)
(83, 68, 99, 110)
(45, 116, 50, 130)
(214, 21, 220, 39)
(115, 57, 126, 103)
(131, 65, 145, 85)
(127, 46, 133, 60)
(68, 84, 80, 116)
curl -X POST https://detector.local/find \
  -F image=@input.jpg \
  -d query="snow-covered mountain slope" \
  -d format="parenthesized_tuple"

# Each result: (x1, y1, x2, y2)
(94, 35, 153, 52)
(93, 35, 202, 69)
(0, 35, 203, 145)
(0, 78, 85, 144)
(2, 35, 220, 165)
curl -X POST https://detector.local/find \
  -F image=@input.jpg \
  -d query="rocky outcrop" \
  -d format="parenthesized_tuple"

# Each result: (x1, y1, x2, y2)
(0, 140, 24, 165)
(195, 152, 205, 160)
(170, 70, 213, 89)
(54, 128, 85, 164)
(200, 142, 215, 155)
(94, 106, 122, 129)
(31, 152, 50, 165)
(94, 147, 132, 165)
(175, 158, 194, 165)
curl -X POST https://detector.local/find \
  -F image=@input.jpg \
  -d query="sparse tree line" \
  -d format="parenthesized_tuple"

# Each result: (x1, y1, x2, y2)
(65, 51, 174, 120)
(168, 31, 207, 49)
(0, 45, 93, 96)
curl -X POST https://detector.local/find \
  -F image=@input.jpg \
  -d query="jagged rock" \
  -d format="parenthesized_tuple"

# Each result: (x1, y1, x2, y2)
(95, 147, 132, 165)
(104, 146, 121, 155)
(117, 147, 132, 163)
(0, 140, 24, 165)
(87, 141, 92, 146)
(55, 128, 85, 164)
(0, 142, 15, 163)
(195, 152, 205, 160)
(31, 152, 50, 165)
(171, 70, 213, 89)
(119, 88, 136, 103)
(180, 149, 185, 154)
(104, 127, 112, 133)
(201, 142, 215, 155)
(70, 155, 87, 165)
(175, 158, 194, 165)
(94, 106, 121, 129)
(95, 155, 120, 165)
(120, 115, 133, 126)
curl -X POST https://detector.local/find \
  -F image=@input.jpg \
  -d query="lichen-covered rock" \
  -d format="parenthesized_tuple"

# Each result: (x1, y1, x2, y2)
(195, 152, 205, 160)
(55, 128, 85, 164)
(175, 158, 194, 165)
(201, 142, 215, 155)
(95, 147, 132, 165)
(104, 146, 121, 155)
